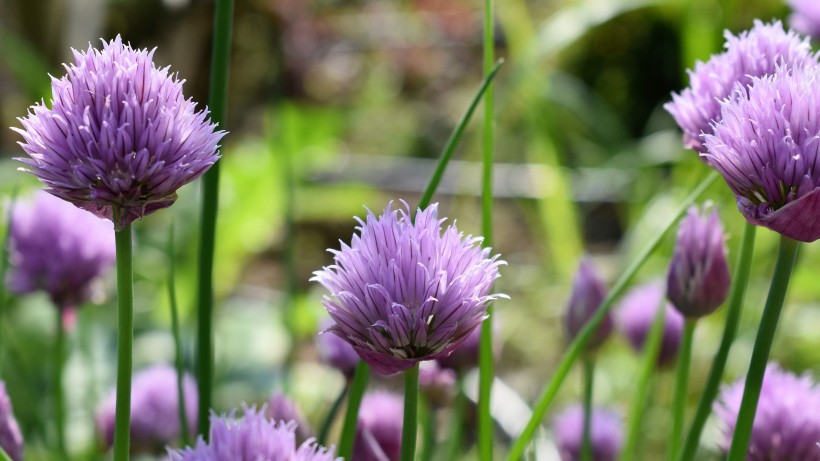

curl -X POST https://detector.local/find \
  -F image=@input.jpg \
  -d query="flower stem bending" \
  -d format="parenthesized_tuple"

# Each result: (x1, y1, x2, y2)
(113, 220, 134, 461)
(581, 357, 595, 461)
(338, 361, 370, 459)
(317, 384, 348, 445)
(401, 363, 420, 461)
(668, 320, 696, 461)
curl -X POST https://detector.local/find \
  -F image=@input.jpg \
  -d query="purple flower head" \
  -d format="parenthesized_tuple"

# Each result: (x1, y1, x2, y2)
(565, 256, 612, 351)
(96, 364, 197, 453)
(0, 382, 23, 461)
(552, 405, 623, 461)
(315, 319, 361, 379)
(419, 361, 456, 408)
(667, 206, 731, 318)
(354, 391, 403, 461)
(312, 201, 506, 375)
(665, 20, 814, 154)
(168, 405, 340, 461)
(9, 191, 115, 313)
(789, 0, 820, 40)
(616, 282, 684, 367)
(268, 391, 313, 444)
(715, 363, 820, 460)
(704, 65, 820, 242)
(13, 36, 225, 230)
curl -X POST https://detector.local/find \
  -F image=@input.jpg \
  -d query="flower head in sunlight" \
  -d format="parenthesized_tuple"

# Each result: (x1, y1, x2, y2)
(665, 20, 814, 155)
(564, 256, 612, 351)
(704, 65, 820, 242)
(354, 391, 403, 461)
(788, 0, 820, 40)
(313, 201, 506, 375)
(13, 36, 224, 230)
(553, 405, 623, 461)
(616, 282, 684, 367)
(0, 382, 23, 461)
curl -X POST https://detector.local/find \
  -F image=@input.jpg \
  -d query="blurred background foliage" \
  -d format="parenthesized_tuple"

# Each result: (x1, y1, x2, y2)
(0, 0, 818, 459)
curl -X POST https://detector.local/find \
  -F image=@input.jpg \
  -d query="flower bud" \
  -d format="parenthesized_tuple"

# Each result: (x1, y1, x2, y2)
(565, 257, 612, 351)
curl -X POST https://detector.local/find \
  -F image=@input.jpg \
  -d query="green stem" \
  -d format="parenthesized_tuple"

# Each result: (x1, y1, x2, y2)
(725, 236, 800, 461)
(168, 223, 191, 447)
(581, 357, 595, 461)
(401, 364, 420, 461)
(620, 299, 667, 461)
(445, 377, 466, 460)
(54, 308, 66, 458)
(317, 384, 348, 445)
(668, 320, 696, 461)
(677, 223, 756, 461)
(0, 189, 16, 313)
(197, 0, 234, 439)
(420, 397, 436, 461)
(113, 220, 134, 461)
(338, 361, 370, 460)
(0, 446, 11, 461)
(506, 171, 719, 461)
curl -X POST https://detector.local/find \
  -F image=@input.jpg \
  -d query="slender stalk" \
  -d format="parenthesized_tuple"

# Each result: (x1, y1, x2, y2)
(677, 222, 756, 461)
(420, 397, 437, 461)
(725, 236, 800, 461)
(620, 300, 667, 461)
(445, 377, 466, 460)
(338, 361, 370, 459)
(401, 364, 420, 461)
(197, 0, 234, 438)
(168, 223, 191, 447)
(0, 190, 15, 312)
(668, 320, 696, 461)
(581, 357, 595, 461)
(54, 308, 67, 458)
(113, 220, 134, 461)
(506, 171, 719, 461)
(318, 384, 348, 445)
(0, 446, 11, 461)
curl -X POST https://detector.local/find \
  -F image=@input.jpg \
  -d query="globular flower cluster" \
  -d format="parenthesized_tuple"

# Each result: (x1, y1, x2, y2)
(665, 20, 814, 154)
(788, 0, 820, 40)
(8, 191, 115, 313)
(313, 202, 505, 375)
(168, 405, 340, 461)
(354, 391, 404, 461)
(13, 36, 224, 230)
(616, 282, 684, 367)
(552, 405, 623, 461)
(0, 382, 23, 461)
(715, 363, 820, 460)
(564, 256, 612, 351)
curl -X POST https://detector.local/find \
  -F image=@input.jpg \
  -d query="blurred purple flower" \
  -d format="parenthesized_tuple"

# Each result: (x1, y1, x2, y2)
(168, 405, 340, 461)
(616, 282, 684, 367)
(665, 20, 814, 154)
(419, 361, 456, 408)
(268, 391, 313, 444)
(565, 256, 612, 350)
(312, 201, 506, 375)
(704, 65, 820, 242)
(553, 405, 623, 461)
(0, 382, 23, 461)
(667, 206, 731, 319)
(715, 363, 820, 460)
(789, 0, 820, 40)
(354, 391, 403, 461)
(13, 36, 224, 230)
(96, 364, 197, 453)
(316, 319, 360, 379)
(8, 191, 115, 315)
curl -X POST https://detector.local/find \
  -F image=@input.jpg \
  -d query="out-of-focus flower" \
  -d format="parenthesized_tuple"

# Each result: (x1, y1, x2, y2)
(419, 361, 456, 408)
(313, 201, 506, 375)
(665, 20, 814, 154)
(667, 206, 731, 319)
(0, 382, 23, 461)
(788, 0, 820, 41)
(354, 391, 403, 461)
(715, 363, 820, 460)
(13, 36, 224, 230)
(435, 319, 502, 373)
(268, 391, 313, 444)
(316, 319, 361, 379)
(8, 191, 115, 317)
(552, 405, 623, 461)
(564, 256, 612, 351)
(96, 365, 197, 453)
(168, 405, 340, 461)
(616, 282, 684, 367)
(704, 65, 820, 242)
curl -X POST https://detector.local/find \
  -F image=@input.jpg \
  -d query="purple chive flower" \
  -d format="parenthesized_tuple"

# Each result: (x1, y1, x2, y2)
(789, 0, 820, 40)
(316, 319, 361, 379)
(665, 20, 814, 154)
(419, 361, 456, 408)
(13, 36, 224, 230)
(312, 201, 506, 375)
(704, 65, 820, 242)
(268, 391, 313, 444)
(168, 405, 340, 461)
(96, 365, 197, 453)
(715, 363, 820, 460)
(667, 206, 731, 319)
(354, 391, 403, 461)
(553, 405, 623, 461)
(616, 282, 685, 367)
(565, 256, 613, 351)
(0, 382, 23, 461)
(8, 191, 115, 317)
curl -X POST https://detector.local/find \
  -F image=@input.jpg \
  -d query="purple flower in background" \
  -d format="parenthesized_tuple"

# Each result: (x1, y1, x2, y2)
(354, 391, 403, 461)
(667, 206, 731, 318)
(715, 363, 820, 460)
(665, 20, 814, 154)
(313, 202, 506, 375)
(565, 256, 612, 351)
(268, 391, 313, 444)
(8, 191, 115, 317)
(168, 405, 340, 461)
(13, 36, 224, 230)
(0, 382, 23, 461)
(96, 365, 197, 453)
(616, 282, 684, 367)
(419, 361, 456, 408)
(553, 405, 623, 461)
(704, 65, 820, 242)
(435, 326, 481, 372)
(789, 0, 820, 40)
(316, 319, 361, 379)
